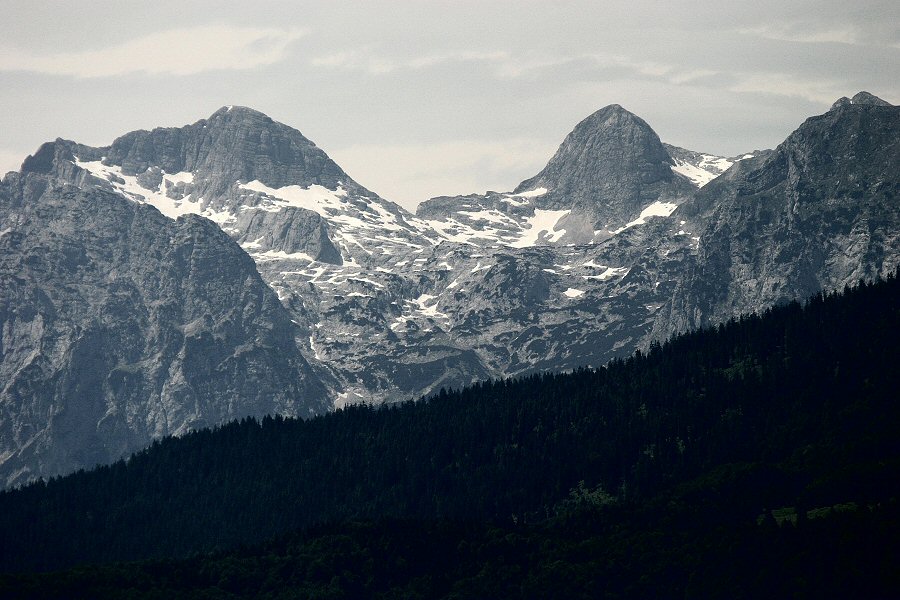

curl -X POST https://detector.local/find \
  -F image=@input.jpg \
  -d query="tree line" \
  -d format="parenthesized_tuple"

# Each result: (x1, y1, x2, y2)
(0, 272, 897, 597)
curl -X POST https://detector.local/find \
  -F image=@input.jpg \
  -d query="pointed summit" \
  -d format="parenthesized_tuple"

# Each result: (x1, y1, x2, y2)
(850, 91, 892, 106)
(50, 107, 433, 268)
(673, 87, 900, 332)
(515, 104, 690, 229)
(516, 104, 673, 194)
(210, 105, 267, 118)
(830, 91, 892, 110)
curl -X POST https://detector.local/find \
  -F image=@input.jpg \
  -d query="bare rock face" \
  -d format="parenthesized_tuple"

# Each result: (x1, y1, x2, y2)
(664, 93, 899, 334)
(417, 104, 696, 246)
(105, 106, 349, 196)
(515, 104, 694, 232)
(233, 208, 342, 263)
(830, 90, 893, 110)
(2, 93, 897, 486)
(0, 172, 330, 488)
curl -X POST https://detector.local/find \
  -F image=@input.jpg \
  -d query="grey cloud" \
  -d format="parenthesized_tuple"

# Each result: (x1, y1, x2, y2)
(0, 25, 306, 78)
(1, 0, 898, 208)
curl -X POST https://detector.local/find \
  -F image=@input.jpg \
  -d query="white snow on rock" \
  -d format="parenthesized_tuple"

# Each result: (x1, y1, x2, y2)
(250, 250, 318, 262)
(424, 218, 486, 245)
(457, 209, 515, 225)
(671, 160, 718, 187)
(563, 287, 585, 298)
(240, 180, 350, 218)
(582, 266, 629, 281)
(74, 158, 233, 225)
(698, 154, 734, 173)
(411, 293, 448, 319)
(670, 152, 750, 188)
(500, 187, 547, 207)
(612, 201, 679, 234)
(509, 187, 548, 198)
(511, 209, 570, 248)
(165, 171, 194, 185)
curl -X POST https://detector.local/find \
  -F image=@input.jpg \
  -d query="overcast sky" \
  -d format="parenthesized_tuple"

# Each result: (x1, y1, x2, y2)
(1, 1, 897, 210)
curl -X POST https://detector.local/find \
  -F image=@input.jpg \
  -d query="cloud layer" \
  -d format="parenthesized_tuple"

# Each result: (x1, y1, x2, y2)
(0, 25, 305, 78)
(1, 1, 897, 208)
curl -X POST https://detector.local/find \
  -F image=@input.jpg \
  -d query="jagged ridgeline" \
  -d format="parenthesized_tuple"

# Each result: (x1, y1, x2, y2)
(1, 273, 897, 589)
(1, 93, 897, 488)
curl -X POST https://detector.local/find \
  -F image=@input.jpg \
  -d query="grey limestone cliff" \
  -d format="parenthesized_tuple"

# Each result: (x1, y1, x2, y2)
(2, 94, 897, 485)
(663, 92, 899, 334)
(0, 170, 330, 488)
(105, 106, 350, 196)
(515, 104, 695, 232)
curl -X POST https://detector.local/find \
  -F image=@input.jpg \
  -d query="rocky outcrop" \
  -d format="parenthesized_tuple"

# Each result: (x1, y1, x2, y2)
(664, 93, 899, 334)
(516, 104, 694, 232)
(2, 94, 896, 485)
(417, 104, 697, 246)
(105, 106, 351, 197)
(0, 172, 330, 488)
(233, 207, 342, 264)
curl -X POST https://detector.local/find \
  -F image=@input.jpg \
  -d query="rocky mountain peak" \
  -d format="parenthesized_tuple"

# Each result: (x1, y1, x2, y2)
(209, 105, 270, 120)
(850, 91, 892, 106)
(21, 107, 434, 273)
(514, 103, 689, 229)
(830, 91, 892, 111)
(787, 92, 898, 173)
(516, 103, 673, 192)
(102, 107, 351, 196)
(668, 89, 900, 335)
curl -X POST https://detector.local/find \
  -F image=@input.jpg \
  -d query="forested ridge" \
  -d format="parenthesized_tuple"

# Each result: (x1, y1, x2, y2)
(1, 273, 899, 597)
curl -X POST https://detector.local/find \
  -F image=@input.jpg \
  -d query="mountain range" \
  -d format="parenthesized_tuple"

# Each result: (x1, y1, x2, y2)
(0, 91, 897, 487)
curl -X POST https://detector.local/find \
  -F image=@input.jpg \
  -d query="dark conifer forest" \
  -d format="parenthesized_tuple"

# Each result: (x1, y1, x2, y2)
(1, 273, 899, 598)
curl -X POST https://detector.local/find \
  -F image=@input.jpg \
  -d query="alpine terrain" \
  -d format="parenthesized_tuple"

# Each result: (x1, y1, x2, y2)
(0, 91, 896, 486)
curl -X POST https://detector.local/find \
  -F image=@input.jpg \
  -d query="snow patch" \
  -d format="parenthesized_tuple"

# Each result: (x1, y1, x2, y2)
(671, 153, 738, 188)
(699, 154, 734, 173)
(250, 250, 317, 262)
(582, 267, 629, 281)
(425, 218, 484, 245)
(563, 288, 585, 298)
(75, 158, 233, 225)
(309, 335, 323, 360)
(500, 187, 547, 207)
(671, 161, 717, 187)
(509, 187, 548, 198)
(458, 209, 514, 224)
(612, 202, 678, 234)
(241, 179, 346, 216)
(164, 171, 194, 185)
(411, 293, 448, 319)
(511, 209, 569, 248)
(240, 237, 265, 250)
